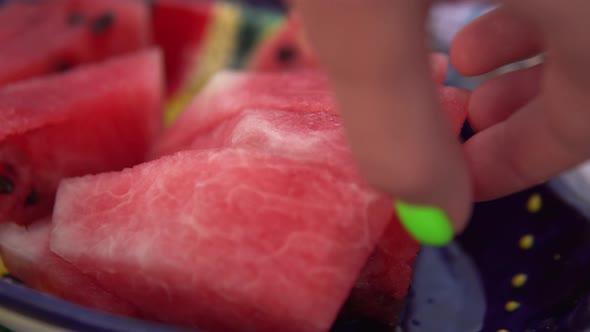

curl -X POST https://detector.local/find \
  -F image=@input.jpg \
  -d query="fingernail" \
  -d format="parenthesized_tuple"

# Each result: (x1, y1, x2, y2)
(394, 200, 454, 247)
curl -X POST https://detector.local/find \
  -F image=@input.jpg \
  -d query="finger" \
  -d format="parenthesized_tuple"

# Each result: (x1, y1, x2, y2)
(469, 64, 542, 131)
(450, 6, 543, 76)
(430, 52, 449, 84)
(465, 92, 590, 201)
(294, 0, 472, 239)
(438, 86, 470, 136)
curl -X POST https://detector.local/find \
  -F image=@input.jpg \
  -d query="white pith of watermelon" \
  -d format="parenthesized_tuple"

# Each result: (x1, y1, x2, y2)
(0, 0, 151, 87)
(0, 48, 164, 224)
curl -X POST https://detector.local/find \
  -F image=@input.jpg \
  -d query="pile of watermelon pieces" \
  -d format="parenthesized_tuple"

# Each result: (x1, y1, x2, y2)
(0, 1, 470, 331)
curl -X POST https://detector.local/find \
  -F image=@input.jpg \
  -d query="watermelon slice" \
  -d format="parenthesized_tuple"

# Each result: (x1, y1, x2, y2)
(150, 69, 464, 160)
(247, 15, 317, 72)
(0, 0, 151, 87)
(0, 0, 54, 44)
(0, 48, 163, 224)
(51, 73, 394, 331)
(151, 0, 214, 96)
(153, 0, 285, 126)
(0, 219, 140, 317)
(150, 70, 338, 160)
(247, 14, 449, 84)
(51, 148, 393, 332)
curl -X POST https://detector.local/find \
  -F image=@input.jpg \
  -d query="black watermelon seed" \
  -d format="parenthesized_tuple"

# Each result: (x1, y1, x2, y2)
(91, 11, 115, 35)
(276, 45, 297, 64)
(0, 176, 13, 194)
(24, 190, 39, 206)
(411, 319, 421, 326)
(67, 12, 85, 26)
(54, 60, 73, 73)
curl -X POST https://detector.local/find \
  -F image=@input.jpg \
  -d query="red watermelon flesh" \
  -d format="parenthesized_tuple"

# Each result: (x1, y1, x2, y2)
(150, 70, 336, 159)
(0, 0, 151, 87)
(0, 48, 163, 224)
(0, 1, 55, 44)
(248, 15, 449, 84)
(151, 0, 213, 95)
(51, 148, 393, 332)
(341, 215, 419, 325)
(151, 70, 337, 159)
(150, 69, 466, 160)
(0, 219, 140, 317)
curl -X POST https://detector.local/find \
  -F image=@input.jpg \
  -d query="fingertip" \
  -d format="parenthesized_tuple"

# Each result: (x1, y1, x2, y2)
(449, 20, 483, 76)
(394, 201, 454, 247)
(394, 186, 472, 247)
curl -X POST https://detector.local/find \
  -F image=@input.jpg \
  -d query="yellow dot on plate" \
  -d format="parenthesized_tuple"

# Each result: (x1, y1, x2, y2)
(519, 234, 535, 250)
(554, 254, 562, 261)
(511, 273, 528, 288)
(505, 301, 521, 312)
(527, 193, 542, 213)
(497, 330, 510, 332)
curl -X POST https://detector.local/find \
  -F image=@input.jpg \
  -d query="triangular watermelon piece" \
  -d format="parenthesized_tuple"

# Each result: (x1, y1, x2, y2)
(247, 14, 449, 84)
(151, 0, 214, 95)
(0, 48, 164, 224)
(0, 0, 151, 87)
(51, 148, 393, 332)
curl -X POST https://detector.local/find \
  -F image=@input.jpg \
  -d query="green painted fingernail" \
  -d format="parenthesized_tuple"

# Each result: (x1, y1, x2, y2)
(394, 200, 454, 247)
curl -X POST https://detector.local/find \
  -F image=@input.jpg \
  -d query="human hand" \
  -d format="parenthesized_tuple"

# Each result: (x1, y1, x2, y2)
(452, 1, 590, 202)
(293, 0, 590, 247)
